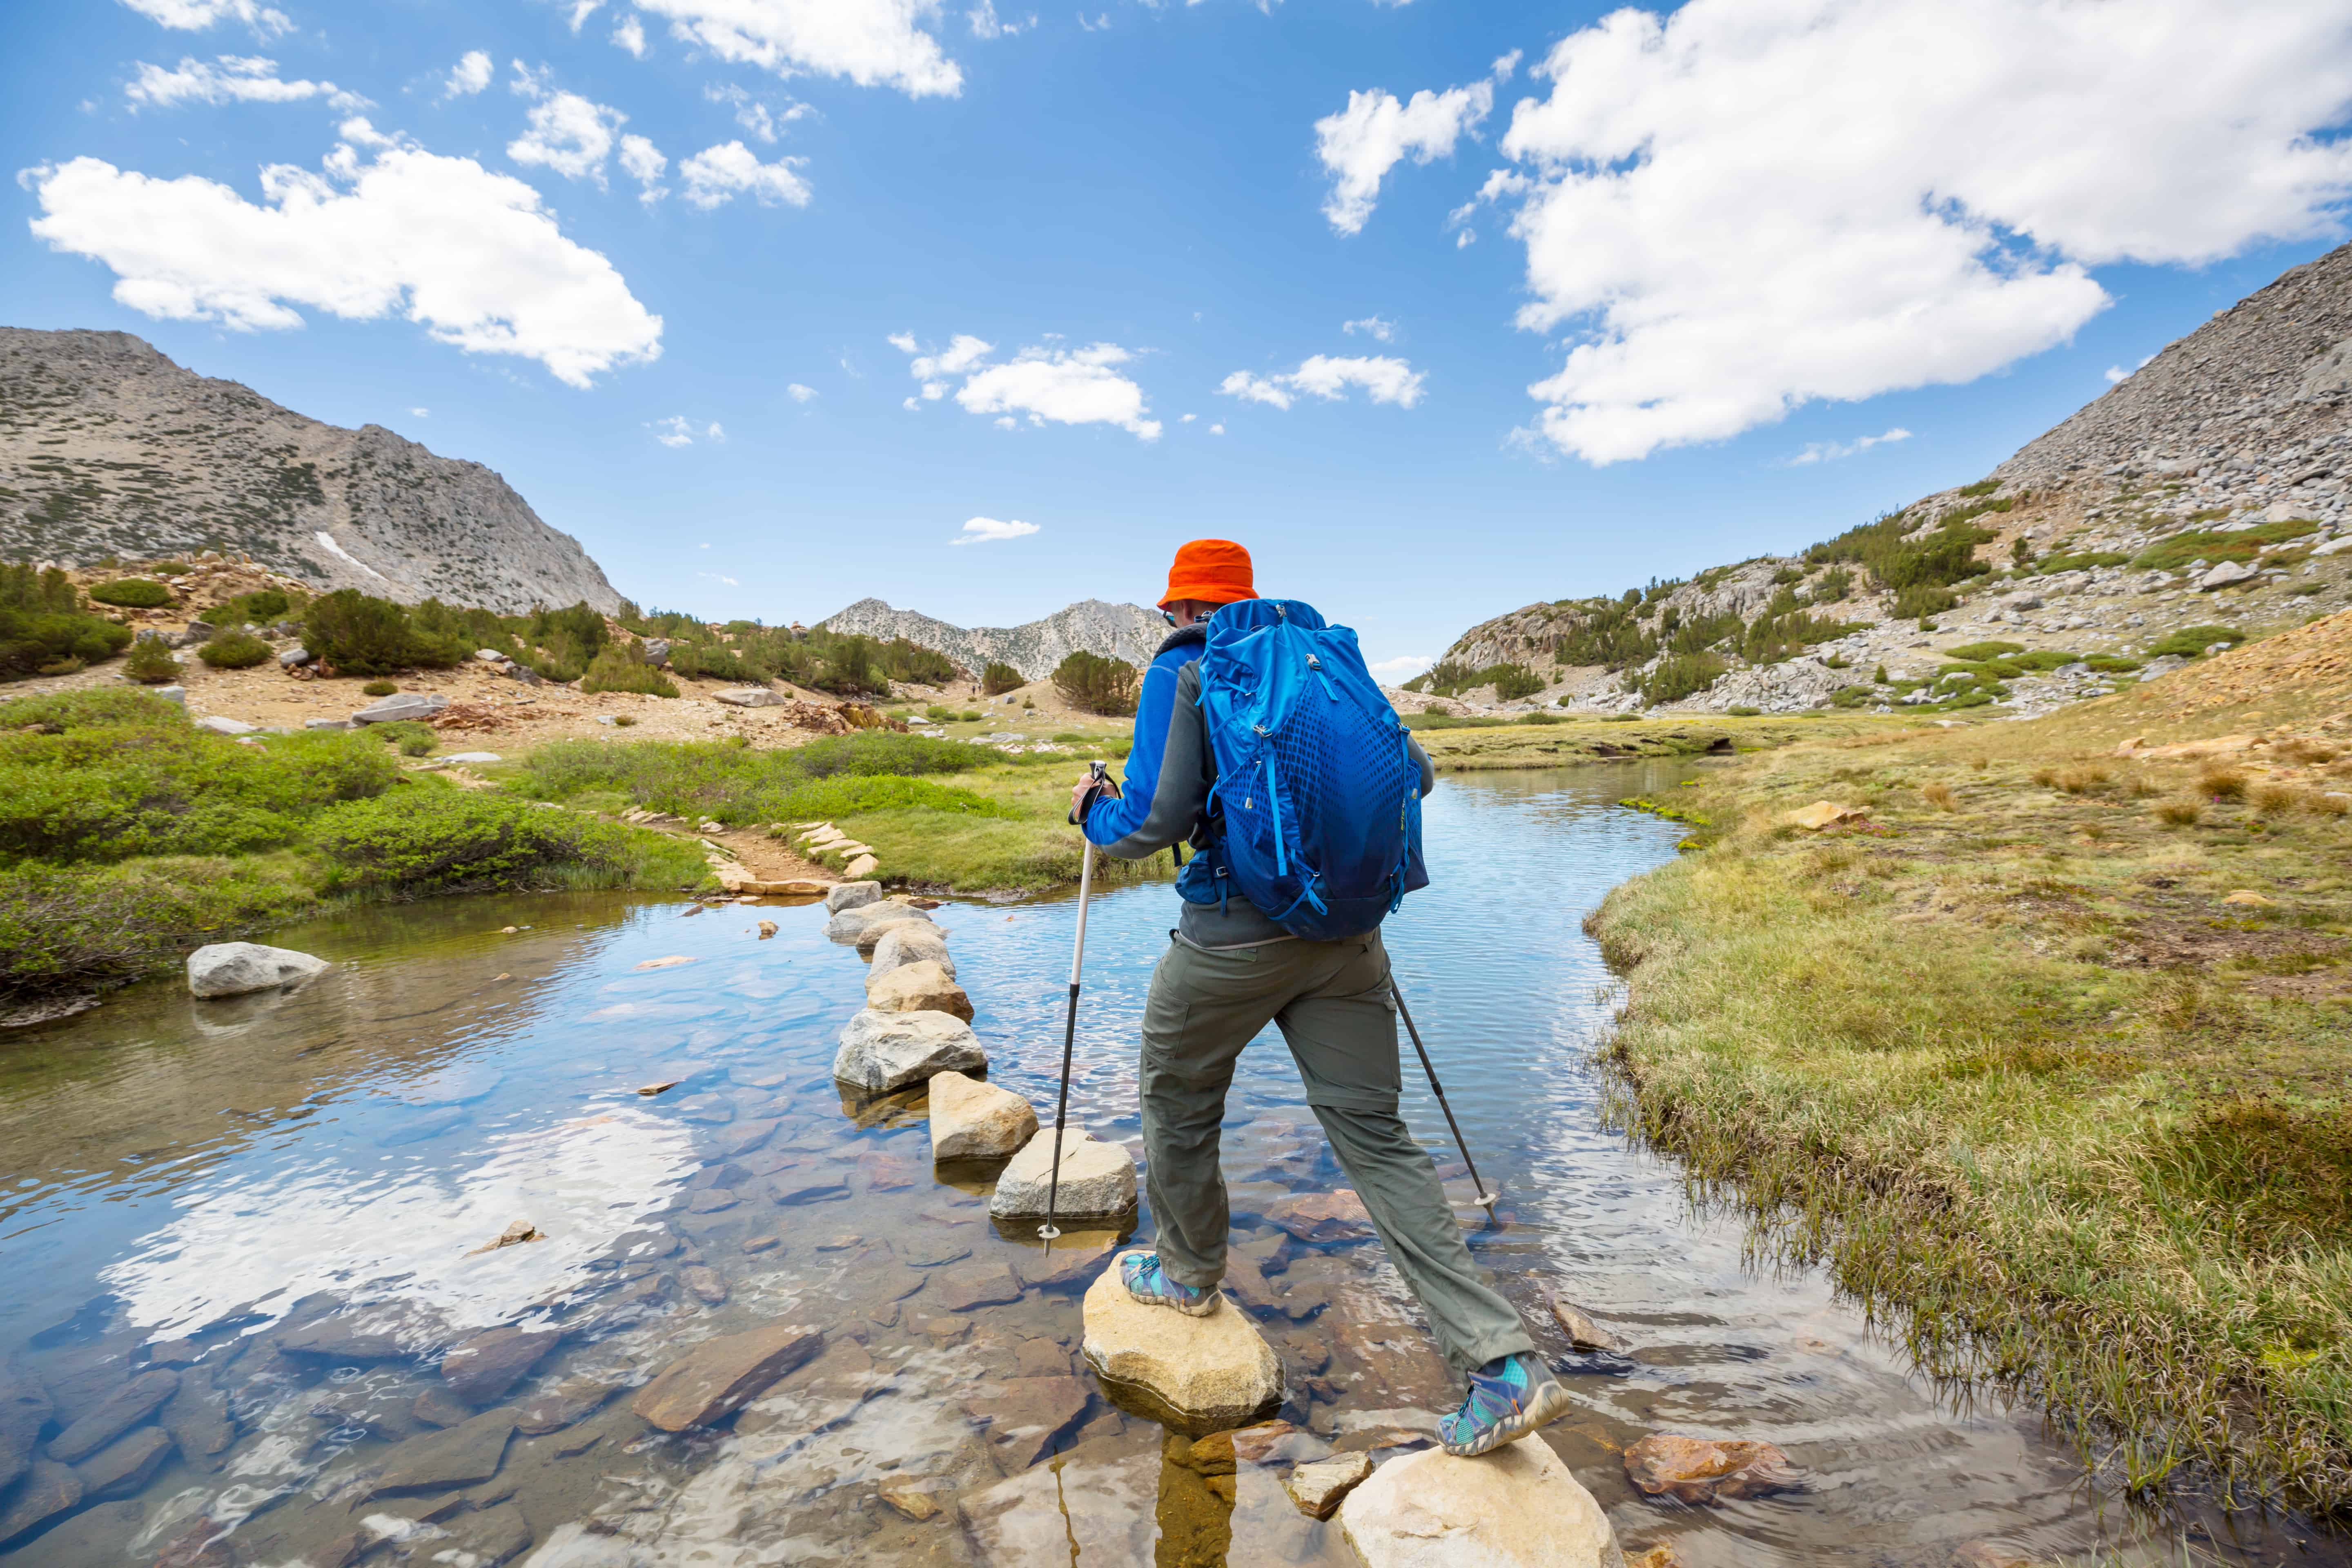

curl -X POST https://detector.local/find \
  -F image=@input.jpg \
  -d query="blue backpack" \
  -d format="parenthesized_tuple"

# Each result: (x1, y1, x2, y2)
(1196, 599, 1428, 940)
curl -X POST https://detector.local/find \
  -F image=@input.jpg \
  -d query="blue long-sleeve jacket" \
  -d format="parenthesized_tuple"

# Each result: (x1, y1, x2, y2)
(1083, 625, 1432, 944)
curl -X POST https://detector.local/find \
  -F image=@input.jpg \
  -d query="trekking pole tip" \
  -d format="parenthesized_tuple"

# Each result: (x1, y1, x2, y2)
(1036, 1223, 1061, 1242)
(1473, 1189, 1501, 1209)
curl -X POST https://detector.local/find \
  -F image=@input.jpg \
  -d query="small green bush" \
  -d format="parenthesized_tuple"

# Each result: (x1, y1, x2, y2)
(1945, 640, 2025, 662)
(1830, 685, 1876, 708)
(1490, 664, 1546, 702)
(2134, 521, 2314, 573)
(304, 589, 465, 675)
(1726, 704, 1763, 716)
(579, 645, 679, 697)
(1, 563, 134, 680)
(982, 662, 1025, 695)
(1893, 584, 1960, 619)
(149, 561, 191, 576)
(371, 719, 438, 757)
(2147, 625, 2241, 659)
(198, 630, 273, 669)
(0, 856, 316, 1005)
(1052, 651, 1140, 716)
(2082, 654, 2140, 673)
(124, 637, 180, 684)
(960, 710, 982, 723)
(361, 679, 399, 697)
(212, 587, 293, 626)
(925, 705, 954, 721)
(89, 578, 171, 609)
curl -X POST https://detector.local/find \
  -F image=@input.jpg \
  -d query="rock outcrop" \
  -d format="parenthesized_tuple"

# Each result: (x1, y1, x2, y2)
(1337, 1439, 1619, 1567)
(1080, 1254, 1281, 1434)
(0, 328, 621, 614)
(183, 942, 329, 998)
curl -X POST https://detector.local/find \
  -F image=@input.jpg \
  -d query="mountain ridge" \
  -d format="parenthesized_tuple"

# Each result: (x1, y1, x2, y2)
(820, 597, 1164, 682)
(0, 327, 621, 616)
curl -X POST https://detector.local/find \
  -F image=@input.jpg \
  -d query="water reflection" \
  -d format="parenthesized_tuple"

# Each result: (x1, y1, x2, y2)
(0, 765, 2337, 1567)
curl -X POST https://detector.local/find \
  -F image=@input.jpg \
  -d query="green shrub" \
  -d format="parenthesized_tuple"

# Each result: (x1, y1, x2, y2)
(0, 690, 398, 863)
(2082, 654, 2141, 673)
(361, 679, 399, 697)
(1945, 640, 2025, 662)
(982, 662, 1025, 695)
(0, 855, 316, 1005)
(0, 563, 134, 680)
(1636, 652, 1726, 706)
(212, 587, 293, 626)
(149, 561, 190, 576)
(2028, 550, 2131, 576)
(1490, 665, 1546, 701)
(579, 645, 679, 697)
(1830, 685, 1876, 708)
(667, 641, 755, 682)
(1726, 704, 1763, 717)
(2134, 521, 2314, 573)
(1894, 584, 1960, 619)
(89, 578, 171, 609)
(198, 630, 273, 669)
(1052, 650, 1140, 716)
(960, 709, 982, 723)
(509, 731, 994, 824)
(2147, 625, 2241, 659)
(371, 719, 438, 757)
(926, 704, 954, 721)
(303, 589, 464, 675)
(124, 637, 180, 684)
(312, 789, 697, 892)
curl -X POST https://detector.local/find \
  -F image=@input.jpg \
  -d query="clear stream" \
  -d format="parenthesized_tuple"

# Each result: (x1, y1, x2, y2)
(0, 762, 2339, 1567)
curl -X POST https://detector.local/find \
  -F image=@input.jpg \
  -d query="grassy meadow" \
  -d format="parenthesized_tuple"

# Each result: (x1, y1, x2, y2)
(1590, 685, 2352, 1509)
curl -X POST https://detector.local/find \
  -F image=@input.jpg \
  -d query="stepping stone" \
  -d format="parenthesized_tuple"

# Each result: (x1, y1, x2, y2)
(1337, 1437, 1619, 1567)
(867, 960, 971, 1020)
(833, 1009, 985, 1093)
(927, 1070, 1036, 1160)
(988, 1129, 1136, 1221)
(1621, 1433, 1802, 1503)
(1285, 1450, 1372, 1519)
(824, 882, 882, 913)
(630, 1323, 822, 1431)
(1079, 1250, 1281, 1434)
(869, 923, 952, 974)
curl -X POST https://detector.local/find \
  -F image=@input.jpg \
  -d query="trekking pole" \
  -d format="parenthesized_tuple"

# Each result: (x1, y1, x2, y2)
(1041, 764, 1109, 1243)
(1390, 976, 1501, 1213)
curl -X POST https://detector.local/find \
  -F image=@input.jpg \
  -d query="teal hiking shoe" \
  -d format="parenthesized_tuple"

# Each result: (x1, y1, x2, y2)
(1439, 1352, 1573, 1458)
(1119, 1251, 1220, 1318)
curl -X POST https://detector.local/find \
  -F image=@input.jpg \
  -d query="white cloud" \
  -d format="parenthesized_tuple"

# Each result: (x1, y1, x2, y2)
(26, 140, 662, 388)
(1342, 315, 1396, 342)
(1207, 422, 1225, 435)
(1370, 654, 1432, 681)
(1077, 11, 1109, 30)
(2104, 352, 2158, 384)
(968, 0, 1030, 37)
(612, 14, 648, 56)
(410, 406, 429, 416)
(951, 516, 1038, 545)
(617, 134, 667, 201)
(445, 50, 494, 97)
(679, 140, 811, 207)
(704, 83, 811, 143)
(508, 89, 627, 184)
(631, 0, 963, 98)
(128, 56, 369, 111)
(893, 332, 1158, 439)
(118, 0, 292, 36)
(1218, 354, 1425, 411)
(566, 0, 605, 31)
(1493, 0, 2352, 465)
(1179, 412, 1196, 423)
(786, 381, 817, 402)
(1315, 78, 1494, 235)
(1786, 426, 1911, 465)
(699, 570, 740, 586)
(650, 416, 724, 445)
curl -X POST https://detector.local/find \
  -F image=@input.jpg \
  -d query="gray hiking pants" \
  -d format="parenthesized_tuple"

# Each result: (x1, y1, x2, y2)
(1138, 927, 1536, 1375)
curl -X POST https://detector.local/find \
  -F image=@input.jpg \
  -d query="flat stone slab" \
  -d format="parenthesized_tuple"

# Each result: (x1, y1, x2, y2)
(1621, 1432, 1802, 1503)
(833, 1009, 985, 1093)
(186, 942, 328, 999)
(713, 687, 786, 706)
(989, 1129, 1136, 1221)
(1080, 1250, 1281, 1435)
(1338, 1438, 1619, 1568)
(1287, 1450, 1373, 1519)
(630, 1323, 821, 1431)
(351, 692, 449, 724)
(365, 1409, 515, 1499)
(46, 1369, 177, 1463)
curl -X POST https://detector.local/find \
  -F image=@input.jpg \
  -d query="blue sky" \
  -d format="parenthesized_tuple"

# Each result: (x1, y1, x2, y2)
(6, 0, 2349, 675)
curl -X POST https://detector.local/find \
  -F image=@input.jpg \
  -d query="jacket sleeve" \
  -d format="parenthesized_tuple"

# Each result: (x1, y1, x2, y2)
(1083, 654, 1209, 858)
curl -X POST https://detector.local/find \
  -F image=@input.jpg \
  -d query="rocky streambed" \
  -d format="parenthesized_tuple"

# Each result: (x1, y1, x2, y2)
(0, 763, 2340, 1568)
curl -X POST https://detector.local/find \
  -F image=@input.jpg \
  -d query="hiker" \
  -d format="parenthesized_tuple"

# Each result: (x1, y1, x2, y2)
(1068, 537, 1569, 1459)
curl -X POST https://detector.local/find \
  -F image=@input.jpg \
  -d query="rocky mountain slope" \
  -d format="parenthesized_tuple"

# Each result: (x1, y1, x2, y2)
(820, 597, 1163, 681)
(1426, 243, 2352, 717)
(0, 328, 621, 615)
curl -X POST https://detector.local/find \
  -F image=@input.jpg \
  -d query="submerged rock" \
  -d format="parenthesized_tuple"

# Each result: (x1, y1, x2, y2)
(1264, 1189, 1375, 1244)
(1338, 1438, 1619, 1567)
(158, 1366, 234, 1473)
(869, 922, 954, 978)
(963, 1375, 1091, 1470)
(927, 1070, 1036, 1160)
(1285, 1450, 1373, 1519)
(1541, 1286, 1629, 1354)
(1621, 1433, 1802, 1503)
(989, 1129, 1137, 1220)
(46, 1369, 177, 1463)
(365, 1409, 516, 1498)
(824, 881, 883, 914)
(73, 1426, 172, 1499)
(1080, 1253, 1281, 1433)
(0, 1362, 54, 1490)
(630, 1323, 822, 1431)
(866, 959, 970, 1019)
(0, 1459, 82, 1547)
(185, 942, 329, 998)
(439, 1326, 561, 1404)
(833, 1009, 986, 1093)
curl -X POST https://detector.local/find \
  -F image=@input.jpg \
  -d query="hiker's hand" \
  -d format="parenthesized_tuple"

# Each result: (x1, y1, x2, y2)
(1068, 767, 1121, 825)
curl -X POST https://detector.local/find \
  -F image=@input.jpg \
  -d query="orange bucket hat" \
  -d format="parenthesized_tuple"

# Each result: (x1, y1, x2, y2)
(1160, 539, 1257, 609)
